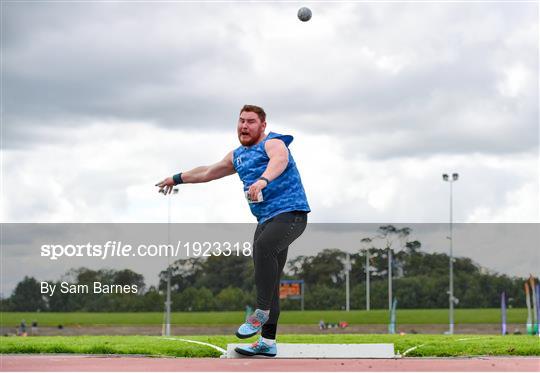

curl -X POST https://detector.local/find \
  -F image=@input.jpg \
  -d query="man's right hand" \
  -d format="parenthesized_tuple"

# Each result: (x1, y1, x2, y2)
(155, 152, 235, 193)
(155, 177, 175, 195)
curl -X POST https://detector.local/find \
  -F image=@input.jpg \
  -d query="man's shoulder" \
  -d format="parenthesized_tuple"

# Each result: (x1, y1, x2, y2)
(264, 138, 287, 149)
(265, 132, 294, 147)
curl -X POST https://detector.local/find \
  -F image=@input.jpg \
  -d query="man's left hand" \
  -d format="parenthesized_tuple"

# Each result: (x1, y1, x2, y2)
(248, 179, 267, 202)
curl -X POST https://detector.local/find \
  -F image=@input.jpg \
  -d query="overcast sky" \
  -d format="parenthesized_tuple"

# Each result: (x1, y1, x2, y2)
(1, 2, 538, 291)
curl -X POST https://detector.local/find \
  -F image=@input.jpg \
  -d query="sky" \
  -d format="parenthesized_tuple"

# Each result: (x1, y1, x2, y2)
(1, 1, 539, 293)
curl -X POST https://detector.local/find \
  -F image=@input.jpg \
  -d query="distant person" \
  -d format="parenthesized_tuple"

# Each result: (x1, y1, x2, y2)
(156, 105, 310, 357)
(31, 321, 38, 335)
(18, 320, 27, 337)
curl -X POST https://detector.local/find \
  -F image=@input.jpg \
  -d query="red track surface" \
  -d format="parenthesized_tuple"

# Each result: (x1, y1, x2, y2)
(1, 355, 539, 372)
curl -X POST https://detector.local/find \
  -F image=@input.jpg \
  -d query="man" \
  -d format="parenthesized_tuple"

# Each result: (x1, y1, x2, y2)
(156, 105, 310, 357)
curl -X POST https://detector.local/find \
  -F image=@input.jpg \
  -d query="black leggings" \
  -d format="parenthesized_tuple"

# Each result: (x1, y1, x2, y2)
(252, 210, 308, 339)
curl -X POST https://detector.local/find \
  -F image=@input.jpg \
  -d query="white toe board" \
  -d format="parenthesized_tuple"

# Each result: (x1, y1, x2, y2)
(225, 343, 396, 359)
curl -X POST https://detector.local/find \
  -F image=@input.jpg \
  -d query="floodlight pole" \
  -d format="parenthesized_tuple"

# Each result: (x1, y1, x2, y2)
(388, 247, 392, 311)
(366, 249, 370, 311)
(361, 238, 372, 312)
(164, 188, 178, 337)
(345, 253, 351, 312)
(443, 173, 458, 335)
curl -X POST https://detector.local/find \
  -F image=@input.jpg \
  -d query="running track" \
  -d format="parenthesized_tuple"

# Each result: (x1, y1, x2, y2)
(1, 355, 539, 372)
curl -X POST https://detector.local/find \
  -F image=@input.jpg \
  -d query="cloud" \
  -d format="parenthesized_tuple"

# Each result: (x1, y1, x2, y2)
(1, 0, 538, 294)
(1, 120, 251, 223)
(3, 2, 537, 160)
(466, 182, 539, 223)
(1, 122, 537, 224)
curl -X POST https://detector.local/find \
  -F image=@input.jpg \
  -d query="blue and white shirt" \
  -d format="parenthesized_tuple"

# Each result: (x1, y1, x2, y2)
(233, 132, 310, 224)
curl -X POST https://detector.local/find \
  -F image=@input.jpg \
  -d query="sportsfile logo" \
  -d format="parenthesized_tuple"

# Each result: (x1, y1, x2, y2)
(40, 241, 252, 260)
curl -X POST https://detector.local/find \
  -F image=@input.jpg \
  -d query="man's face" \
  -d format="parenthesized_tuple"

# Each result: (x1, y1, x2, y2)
(237, 111, 266, 146)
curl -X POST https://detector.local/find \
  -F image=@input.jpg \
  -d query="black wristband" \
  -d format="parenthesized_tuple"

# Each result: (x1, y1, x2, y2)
(258, 177, 270, 185)
(173, 173, 183, 185)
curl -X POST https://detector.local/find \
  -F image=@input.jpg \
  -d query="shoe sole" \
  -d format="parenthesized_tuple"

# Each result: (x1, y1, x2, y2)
(234, 347, 276, 357)
(235, 330, 258, 339)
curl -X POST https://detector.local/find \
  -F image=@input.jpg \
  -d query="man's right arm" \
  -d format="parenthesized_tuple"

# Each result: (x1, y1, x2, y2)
(182, 151, 236, 183)
(155, 151, 236, 194)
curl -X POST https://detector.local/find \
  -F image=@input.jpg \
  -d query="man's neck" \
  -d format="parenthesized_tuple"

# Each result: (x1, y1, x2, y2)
(254, 132, 267, 145)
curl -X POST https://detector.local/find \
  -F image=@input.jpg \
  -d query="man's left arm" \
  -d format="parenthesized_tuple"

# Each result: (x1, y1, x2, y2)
(247, 139, 289, 201)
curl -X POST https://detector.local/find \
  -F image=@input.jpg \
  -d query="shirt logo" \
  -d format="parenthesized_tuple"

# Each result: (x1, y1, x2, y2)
(236, 157, 243, 166)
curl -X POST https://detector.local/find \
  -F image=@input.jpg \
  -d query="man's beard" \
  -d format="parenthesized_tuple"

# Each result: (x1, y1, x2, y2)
(238, 131, 262, 146)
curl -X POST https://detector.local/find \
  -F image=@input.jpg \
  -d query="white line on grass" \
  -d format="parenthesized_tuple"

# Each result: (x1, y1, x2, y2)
(403, 336, 493, 357)
(456, 337, 490, 341)
(160, 337, 227, 354)
(402, 344, 425, 356)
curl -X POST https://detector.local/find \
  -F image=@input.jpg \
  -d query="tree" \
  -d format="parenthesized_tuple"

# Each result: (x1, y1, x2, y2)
(0, 297, 13, 312)
(289, 249, 347, 288)
(405, 240, 421, 254)
(47, 281, 78, 311)
(113, 269, 146, 292)
(159, 255, 254, 295)
(140, 286, 164, 312)
(216, 287, 247, 311)
(159, 258, 204, 293)
(174, 287, 215, 311)
(304, 285, 345, 310)
(197, 255, 254, 293)
(378, 225, 398, 249)
(10, 276, 47, 311)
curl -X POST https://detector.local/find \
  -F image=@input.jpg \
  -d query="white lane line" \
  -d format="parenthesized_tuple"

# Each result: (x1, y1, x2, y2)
(402, 344, 425, 356)
(403, 336, 492, 357)
(160, 337, 227, 354)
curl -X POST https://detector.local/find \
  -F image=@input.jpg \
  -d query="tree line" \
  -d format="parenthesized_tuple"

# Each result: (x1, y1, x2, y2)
(1, 225, 531, 312)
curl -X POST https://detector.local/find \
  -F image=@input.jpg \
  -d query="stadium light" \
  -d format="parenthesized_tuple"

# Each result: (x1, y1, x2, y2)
(442, 172, 458, 335)
(164, 188, 179, 337)
(360, 238, 373, 311)
(345, 253, 351, 312)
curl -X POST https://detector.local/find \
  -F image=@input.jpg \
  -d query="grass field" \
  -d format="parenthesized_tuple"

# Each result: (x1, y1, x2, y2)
(1, 334, 538, 357)
(0, 309, 528, 327)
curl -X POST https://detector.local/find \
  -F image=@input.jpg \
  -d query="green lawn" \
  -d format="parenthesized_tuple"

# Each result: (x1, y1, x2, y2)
(0, 334, 538, 357)
(0, 309, 527, 326)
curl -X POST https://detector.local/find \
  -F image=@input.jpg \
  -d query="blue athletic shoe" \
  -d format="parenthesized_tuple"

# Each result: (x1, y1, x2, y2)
(235, 309, 269, 339)
(235, 337, 277, 357)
